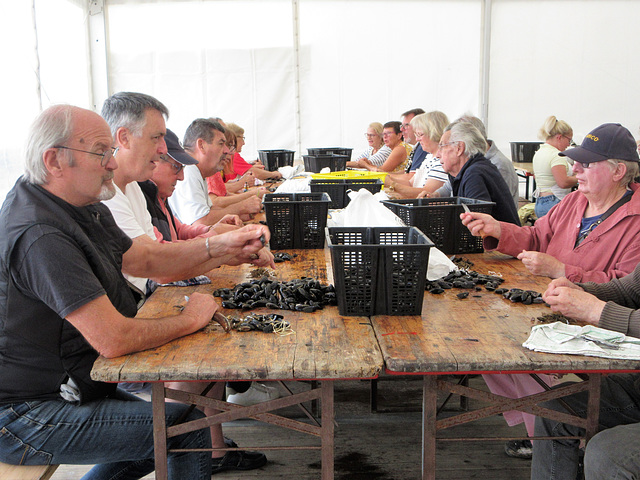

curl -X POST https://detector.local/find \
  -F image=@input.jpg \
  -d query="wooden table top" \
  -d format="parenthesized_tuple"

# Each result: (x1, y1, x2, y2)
(92, 248, 382, 383)
(512, 162, 534, 174)
(372, 251, 640, 375)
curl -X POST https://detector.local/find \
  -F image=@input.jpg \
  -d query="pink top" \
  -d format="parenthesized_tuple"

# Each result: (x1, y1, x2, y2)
(155, 197, 210, 243)
(484, 183, 640, 283)
(206, 172, 227, 197)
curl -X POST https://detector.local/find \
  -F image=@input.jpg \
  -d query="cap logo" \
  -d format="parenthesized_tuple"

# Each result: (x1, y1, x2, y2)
(586, 134, 599, 142)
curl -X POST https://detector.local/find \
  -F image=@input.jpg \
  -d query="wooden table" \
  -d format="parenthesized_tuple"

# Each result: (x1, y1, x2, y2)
(92, 248, 383, 480)
(371, 251, 640, 480)
(512, 162, 536, 201)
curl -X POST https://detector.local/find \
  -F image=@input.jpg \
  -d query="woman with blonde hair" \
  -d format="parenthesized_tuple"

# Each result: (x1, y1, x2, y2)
(347, 122, 391, 168)
(385, 111, 449, 198)
(532, 115, 578, 217)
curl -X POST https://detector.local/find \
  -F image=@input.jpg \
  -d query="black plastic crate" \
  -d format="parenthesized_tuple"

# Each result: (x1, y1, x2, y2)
(303, 154, 348, 173)
(257, 149, 295, 171)
(307, 147, 353, 160)
(327, 226, 433, 316)
(309, 179, 383, 209)
(263, 193, 330, 249)
(381, 197, 494, 254)
(509, 142, 542, 163)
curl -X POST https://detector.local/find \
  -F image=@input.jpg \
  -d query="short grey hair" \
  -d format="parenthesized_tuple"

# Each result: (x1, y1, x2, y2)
(607, 159, 640, 187)
(446, 121, 488, 158)
(24, 104, 75, 185)
(101, 92, 169, 138)
(183, 118, 226, 151)
(456, 114, 488, 141)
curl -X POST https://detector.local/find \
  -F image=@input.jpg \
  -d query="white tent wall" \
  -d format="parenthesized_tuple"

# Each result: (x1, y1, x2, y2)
(0, 0, 90, 203)
(297, 0, 481, 153)
(488, 0, 640, 157)
(2, 0, 640, 203)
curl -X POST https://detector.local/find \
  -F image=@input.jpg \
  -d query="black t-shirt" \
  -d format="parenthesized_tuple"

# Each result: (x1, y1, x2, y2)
(0, 178, 136, 404)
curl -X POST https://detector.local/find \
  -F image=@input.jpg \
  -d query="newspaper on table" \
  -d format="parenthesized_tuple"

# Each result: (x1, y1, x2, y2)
(523, 321, 640, 360)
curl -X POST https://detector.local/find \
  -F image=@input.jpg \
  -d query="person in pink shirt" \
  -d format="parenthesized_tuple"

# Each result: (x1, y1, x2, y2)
(225, 122, 282, 182)
(462, 123, 640, 459)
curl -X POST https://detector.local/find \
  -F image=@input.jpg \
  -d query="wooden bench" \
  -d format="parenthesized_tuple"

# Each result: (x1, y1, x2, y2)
(0, 462, 59, 480)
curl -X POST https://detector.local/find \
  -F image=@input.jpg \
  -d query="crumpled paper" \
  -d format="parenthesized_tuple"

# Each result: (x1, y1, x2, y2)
(523, 322, 640, 360)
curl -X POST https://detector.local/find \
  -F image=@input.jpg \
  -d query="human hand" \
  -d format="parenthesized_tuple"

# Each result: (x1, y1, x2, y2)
(253, 186, 269, 198)
(460, 212, 500, 238)
(207, 223, 270, 262)
(542, 285, 605, 325)
(182, 292, 219, 330)
(251, 247, 276, 269)
(216, 214, 243, 227)
(239, 195, 263, 215)
(517, 250, 565, 278)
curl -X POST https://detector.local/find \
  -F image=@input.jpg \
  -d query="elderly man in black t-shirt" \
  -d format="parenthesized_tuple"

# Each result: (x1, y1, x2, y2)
(0, 105, 271, 479)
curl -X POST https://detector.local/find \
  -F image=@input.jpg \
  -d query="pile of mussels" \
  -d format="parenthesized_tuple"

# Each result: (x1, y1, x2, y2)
(213, 276, 337, 313)
(425, 269, 546, 305)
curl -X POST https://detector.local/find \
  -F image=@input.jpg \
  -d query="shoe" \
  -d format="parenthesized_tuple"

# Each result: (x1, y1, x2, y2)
(504, 439, 533, 459)
(211, 450, 267, 474)
(226, 383, 280, 406)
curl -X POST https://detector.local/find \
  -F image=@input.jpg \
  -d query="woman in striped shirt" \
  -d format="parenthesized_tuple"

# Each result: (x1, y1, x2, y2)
(347, 122, 391, 169)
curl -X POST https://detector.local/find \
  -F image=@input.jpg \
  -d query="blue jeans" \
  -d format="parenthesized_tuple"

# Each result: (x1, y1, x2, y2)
(585, 423, 640, 479)
(0, 388, 211, 480)
(531, 374, 640, 480)
(534, 194, 561, 218)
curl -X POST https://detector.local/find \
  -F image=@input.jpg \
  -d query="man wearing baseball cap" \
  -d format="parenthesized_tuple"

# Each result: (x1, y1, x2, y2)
(140, 129, 242, 243)
(528, 126, 640, 479)
(559, 122, 640, 164)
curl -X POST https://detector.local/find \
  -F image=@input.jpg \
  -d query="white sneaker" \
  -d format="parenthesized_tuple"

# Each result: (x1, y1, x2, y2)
(226, 383, 280, 406)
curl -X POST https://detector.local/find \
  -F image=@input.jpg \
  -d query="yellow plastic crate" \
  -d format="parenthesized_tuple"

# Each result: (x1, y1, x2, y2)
(311, 170, 388, 182)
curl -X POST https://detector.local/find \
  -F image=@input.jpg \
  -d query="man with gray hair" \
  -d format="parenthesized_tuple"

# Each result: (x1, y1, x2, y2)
(0, 104, 271, 478)
(433, 115, 520, 209)
(434, 121, 520, 224)
(169, 118, 263, 225)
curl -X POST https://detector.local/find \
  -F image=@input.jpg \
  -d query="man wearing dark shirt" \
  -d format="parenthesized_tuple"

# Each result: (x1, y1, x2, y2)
(0, 105, 270, 478)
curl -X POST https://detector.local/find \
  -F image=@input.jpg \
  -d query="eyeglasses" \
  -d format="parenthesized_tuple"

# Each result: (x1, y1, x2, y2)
(576, 161, 595, 169)
(227, 144, 237, 153)
(401, 123, 411, 129)
(382, 132, 396, 138)
(563, 135, 576, 147)
(437, 141, 459, 149)
(54, 145, 118, 167)
(364, 133, 378, 138)
(159, 155, 184, 173)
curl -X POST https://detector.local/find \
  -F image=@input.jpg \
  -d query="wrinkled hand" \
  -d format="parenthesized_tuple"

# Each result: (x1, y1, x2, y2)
(207, 224, 271, 265)
(250, 247, 276, 269)
(182, 292, 219, 331)
(460, 211, 500, 238)
(217, 214, 243, 227)
(542, 282, 605, 325)
(417, 190, 434, 199)
(253, 186, 269, 199)
(239, 195, 263, 215)
(517, 250, 565, 278)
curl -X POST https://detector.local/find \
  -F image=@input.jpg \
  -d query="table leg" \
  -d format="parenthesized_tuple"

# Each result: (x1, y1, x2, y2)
(422, 376, 437, 480)
(152, 383, 168, 480)
(321, 381, 335, 480)
(585, 373, 602, 442)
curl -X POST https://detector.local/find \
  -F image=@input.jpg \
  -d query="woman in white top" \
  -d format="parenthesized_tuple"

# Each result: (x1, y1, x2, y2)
(347, 122, 391, 168)
(385, 111, 449, 198)
(532, 116, 578, 217)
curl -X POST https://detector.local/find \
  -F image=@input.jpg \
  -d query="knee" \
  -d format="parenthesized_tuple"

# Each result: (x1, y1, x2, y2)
(585, 426, 640, 480)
